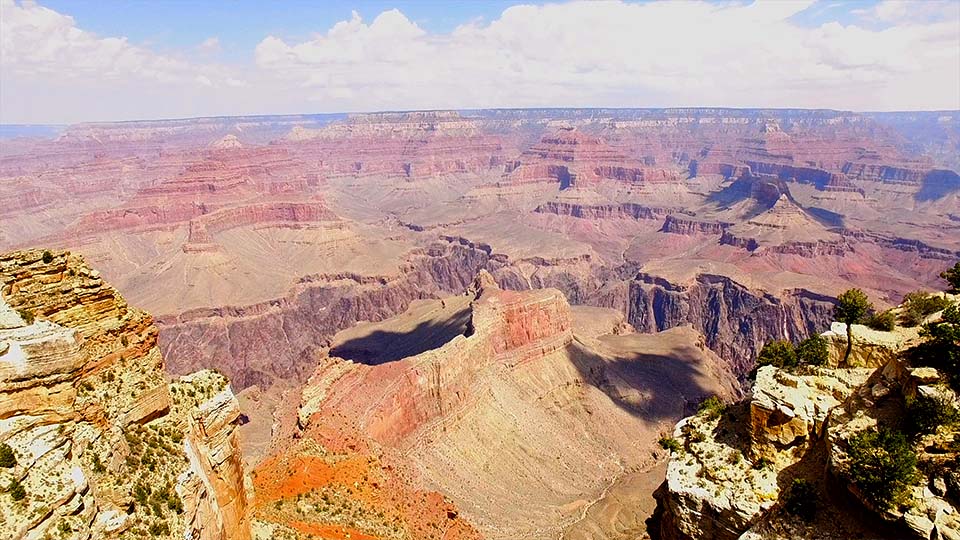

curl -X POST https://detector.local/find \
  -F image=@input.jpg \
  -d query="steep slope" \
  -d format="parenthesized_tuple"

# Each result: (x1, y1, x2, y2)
(651, 293, 960, 540)
(286, 271, 738, 539)
(0, 249, 251, 540)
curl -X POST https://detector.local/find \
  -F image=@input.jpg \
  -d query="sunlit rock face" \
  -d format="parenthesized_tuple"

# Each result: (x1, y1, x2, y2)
(653, 295, 960, 540)
(0, 249, 250, 540)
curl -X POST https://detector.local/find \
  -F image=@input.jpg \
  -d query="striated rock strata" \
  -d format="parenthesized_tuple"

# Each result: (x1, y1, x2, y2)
(0, 249, 251, 540)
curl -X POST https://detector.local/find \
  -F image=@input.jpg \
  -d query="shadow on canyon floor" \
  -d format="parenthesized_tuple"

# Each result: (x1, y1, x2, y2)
(329, 304, 472, 364)
(916, 169, 960, 201)
(567, 337, 731, 423)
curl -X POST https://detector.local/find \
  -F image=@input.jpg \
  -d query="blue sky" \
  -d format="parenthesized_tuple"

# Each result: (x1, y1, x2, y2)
(2, 0, 959, 123)
(36, 0, 892, 52)
(39, 0, 522, 62)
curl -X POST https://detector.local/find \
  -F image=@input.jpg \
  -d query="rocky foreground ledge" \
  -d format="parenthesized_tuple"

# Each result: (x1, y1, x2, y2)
(0, 249, 250, 540)
(651, 293, 960, 540)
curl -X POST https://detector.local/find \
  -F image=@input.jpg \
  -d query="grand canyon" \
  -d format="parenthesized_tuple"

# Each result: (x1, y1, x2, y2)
(1, 106, 958, 539)
(3, 0, 960, 538)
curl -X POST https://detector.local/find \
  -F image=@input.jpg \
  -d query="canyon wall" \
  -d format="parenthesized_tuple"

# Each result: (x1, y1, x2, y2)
(157, 236, 838, 389)
(0, 249, 250, 540)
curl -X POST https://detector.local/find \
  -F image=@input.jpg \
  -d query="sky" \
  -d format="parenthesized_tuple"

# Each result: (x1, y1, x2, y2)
(1, 0, 959, 124)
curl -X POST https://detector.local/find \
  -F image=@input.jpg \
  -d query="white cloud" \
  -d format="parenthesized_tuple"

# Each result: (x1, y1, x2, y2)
(1, 0, 958, 123)
(0, 0, 246, 122)
(856, 0, 960, 24)
(198, 36, 221, 54)
(254, 0, 960, 112)
(0, 0, 221, 84)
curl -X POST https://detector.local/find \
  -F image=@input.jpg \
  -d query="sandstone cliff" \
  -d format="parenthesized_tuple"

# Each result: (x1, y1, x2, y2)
(651, 293, 960, 540)
(0, 249, 251, 540)
(284, 271, 739, 539)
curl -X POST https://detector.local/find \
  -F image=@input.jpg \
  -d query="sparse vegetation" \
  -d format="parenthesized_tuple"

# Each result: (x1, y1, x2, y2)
(697, 396, 726, 420)
(0, 442, 16, 468)
(755, 340, 797, 372)
(795, 334, 829, 367)
(864, 309, 896, 332)
(753, 334, 829, 377)
(835, 288, 873, 363)
(900, 291, 952, 327)
(912, 304, 960, 390)
(784, 478, 817, 521)
(91, 453, 106, 474)
(846, 428, 917, 509)
(752, 456, 773, 470)
(6, 478, 26, 501)
(941, 261, 960, 293)
(658, 436, 682, 453)
(906, 392, 959, 437)
(16, 308, 35, 325)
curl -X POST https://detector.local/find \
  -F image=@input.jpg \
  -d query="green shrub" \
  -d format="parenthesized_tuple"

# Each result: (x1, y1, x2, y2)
(846, 428, 917, 509)
(6, 478, 26, 501)
(865, 310, 896, 331)
(835, 289, 873, 362)
(796, 334, 829, 366)
(134, 482, 150, 506)
(41, 250, 53, 264)
(658, 436, 682, 453)
(756, 340, 797, 371)
(148, 521, 170, 536)
(784, 478, 817, 521)
(697, 396, 726, 420)
(901, 292, 952, 327)
(753, 456, 773, 470)
(941, 262, 960, 293)
(906, 392, 959, 437)
(913, 304, 960, 390)
(91, 453, 106, 474)
(16, 309, 35, 325)
(0, 443, 16, 468)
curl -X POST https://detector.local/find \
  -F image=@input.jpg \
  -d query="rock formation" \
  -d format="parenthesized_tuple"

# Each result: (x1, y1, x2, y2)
(0, 249, 251, 540)
(652, 293, 960, 540)
(505, 127, 682, 188)
(285, 271, 739, 539)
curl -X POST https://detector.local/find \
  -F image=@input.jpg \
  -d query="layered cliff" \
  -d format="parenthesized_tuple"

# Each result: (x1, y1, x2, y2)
(286, 271, 739, 539)
(0, 249, 251, 540)
(652, 293, 960, 540)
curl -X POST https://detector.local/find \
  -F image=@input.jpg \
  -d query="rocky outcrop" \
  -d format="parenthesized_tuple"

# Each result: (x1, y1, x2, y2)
(654, 294, 960, 540)
(833, 228, 960, 261)
(506, 127, 682, 188)
(286, 111, 506, 179)
(653, 363, 872, 540)
(820, 322, 917, 368)
(294, 270, 738, 539)
(157, 236, 494, 388)
(624, 273, 836, 376)
(0, 249, 250, 540)
(176, 372, 250, 540)
(533, 201, 682, 221)
(182, 200, 340, 251)
(661, 215, 732, 235)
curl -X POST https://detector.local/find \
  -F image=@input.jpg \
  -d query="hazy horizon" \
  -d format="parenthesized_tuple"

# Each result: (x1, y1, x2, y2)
(2, 0, 959, 124)
(2, 106, 959, 130)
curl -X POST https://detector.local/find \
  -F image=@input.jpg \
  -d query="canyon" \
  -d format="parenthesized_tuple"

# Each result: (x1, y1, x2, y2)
(2, 107, 959, 539)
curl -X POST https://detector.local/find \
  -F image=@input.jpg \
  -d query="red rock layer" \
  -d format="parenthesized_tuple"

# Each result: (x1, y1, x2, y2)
(506, 127, 682, 188)
(286, 111, 507, 179)
(660, 214, 732, 235)
(534, 201, 685, 221)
